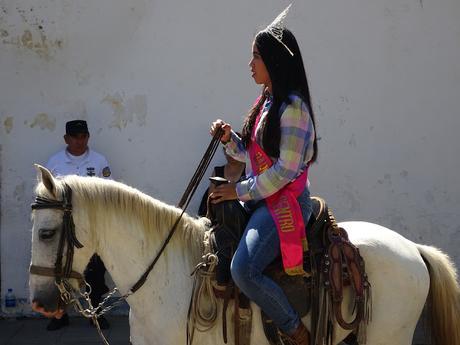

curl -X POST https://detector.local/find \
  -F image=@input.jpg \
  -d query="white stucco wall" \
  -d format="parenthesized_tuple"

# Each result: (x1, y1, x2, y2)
(1, 0, 459, 315)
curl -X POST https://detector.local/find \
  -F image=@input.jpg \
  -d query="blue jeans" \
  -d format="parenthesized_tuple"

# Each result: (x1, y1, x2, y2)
(230, 188, 312, 334)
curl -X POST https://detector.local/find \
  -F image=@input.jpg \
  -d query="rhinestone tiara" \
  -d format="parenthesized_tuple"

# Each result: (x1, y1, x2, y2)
(264, 4, 294, 56)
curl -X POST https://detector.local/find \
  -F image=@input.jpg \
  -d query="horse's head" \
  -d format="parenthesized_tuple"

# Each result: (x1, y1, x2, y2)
(30, 164, 95, 313)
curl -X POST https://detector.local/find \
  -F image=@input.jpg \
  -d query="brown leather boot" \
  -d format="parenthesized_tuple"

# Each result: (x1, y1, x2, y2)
(288, 322, 310, 345)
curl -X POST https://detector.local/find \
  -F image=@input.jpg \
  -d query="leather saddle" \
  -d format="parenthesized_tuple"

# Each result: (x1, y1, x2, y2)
(207, 189, 370, 345)
(261, 197, 369, 345)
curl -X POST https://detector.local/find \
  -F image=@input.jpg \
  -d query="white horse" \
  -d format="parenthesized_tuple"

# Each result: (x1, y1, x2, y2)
(29, 165, 460, 345)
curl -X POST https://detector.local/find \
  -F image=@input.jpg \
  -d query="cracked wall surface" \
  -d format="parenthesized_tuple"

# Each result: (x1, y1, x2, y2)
(0, 1, 459, 325)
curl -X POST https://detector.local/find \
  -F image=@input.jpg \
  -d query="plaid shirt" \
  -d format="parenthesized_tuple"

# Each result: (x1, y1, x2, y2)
(225, 94, 315, 202)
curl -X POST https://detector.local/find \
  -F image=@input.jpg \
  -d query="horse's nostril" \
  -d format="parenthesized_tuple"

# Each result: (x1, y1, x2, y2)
(32, 292, 60, 312)
(32, 299, 46, 311)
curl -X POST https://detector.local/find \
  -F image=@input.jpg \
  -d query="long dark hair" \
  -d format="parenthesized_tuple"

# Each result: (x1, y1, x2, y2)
(241, 29, 318, 162)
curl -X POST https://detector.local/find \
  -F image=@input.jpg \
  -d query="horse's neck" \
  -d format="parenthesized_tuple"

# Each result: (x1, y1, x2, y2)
(82, 198, 205, 295)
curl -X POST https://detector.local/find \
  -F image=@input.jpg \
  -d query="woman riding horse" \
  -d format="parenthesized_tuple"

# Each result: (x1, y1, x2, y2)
(210, 5, 318, 344)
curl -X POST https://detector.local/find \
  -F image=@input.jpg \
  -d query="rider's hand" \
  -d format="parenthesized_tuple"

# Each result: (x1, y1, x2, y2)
(210, 119, 232, 144)
(209, 183, 238, 203)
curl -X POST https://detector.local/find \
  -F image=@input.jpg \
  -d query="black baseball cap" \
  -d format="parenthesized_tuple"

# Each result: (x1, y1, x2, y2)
(66, 120, 89, 135)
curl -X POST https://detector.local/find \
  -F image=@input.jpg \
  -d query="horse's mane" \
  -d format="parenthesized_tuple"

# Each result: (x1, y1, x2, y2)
(35, 175, 210, 250)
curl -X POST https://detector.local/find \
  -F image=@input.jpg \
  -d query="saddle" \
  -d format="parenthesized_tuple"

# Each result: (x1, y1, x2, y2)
(191, 191, 371, 345)
(262, 198, 371, 345)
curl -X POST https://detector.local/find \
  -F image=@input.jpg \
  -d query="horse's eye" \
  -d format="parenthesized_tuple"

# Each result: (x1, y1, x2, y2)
(39, 228, 57, 241)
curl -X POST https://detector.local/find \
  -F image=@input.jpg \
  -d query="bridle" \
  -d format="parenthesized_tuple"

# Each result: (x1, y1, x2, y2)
(30, 183, 112, 343)
(30, 183, 85, 296)
(30, 130, 223, 295)
(29, 130, 223, 344)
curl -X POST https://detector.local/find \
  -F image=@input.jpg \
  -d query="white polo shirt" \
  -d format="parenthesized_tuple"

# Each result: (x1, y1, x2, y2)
(46, 148, 112, 179)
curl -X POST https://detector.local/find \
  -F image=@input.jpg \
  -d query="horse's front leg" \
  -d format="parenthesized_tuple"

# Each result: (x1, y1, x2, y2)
(129, 310, 151, 345)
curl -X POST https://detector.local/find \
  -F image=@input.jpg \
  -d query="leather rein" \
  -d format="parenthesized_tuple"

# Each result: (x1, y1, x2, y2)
(30, 129, 224, 301)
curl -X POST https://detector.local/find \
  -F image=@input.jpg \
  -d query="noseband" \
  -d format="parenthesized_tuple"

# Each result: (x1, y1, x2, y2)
(30, 183, 85, 288)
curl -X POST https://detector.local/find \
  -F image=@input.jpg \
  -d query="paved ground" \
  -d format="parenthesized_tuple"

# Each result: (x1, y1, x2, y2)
(0, 315, 130, 345)
(0, 314, 429, 345)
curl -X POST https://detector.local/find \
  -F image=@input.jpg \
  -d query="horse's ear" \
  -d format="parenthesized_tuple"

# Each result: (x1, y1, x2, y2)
(34, 164, 57, 196)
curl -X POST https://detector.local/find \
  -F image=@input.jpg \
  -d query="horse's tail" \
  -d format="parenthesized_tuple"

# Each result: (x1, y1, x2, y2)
(416, 244, 460, 345)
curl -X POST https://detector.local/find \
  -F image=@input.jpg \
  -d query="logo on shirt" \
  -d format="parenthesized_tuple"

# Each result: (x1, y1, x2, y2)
(86, 167, 96, 176)
(102, 166, 111, 178)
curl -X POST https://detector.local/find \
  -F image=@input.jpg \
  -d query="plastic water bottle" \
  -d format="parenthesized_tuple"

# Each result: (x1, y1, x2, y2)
(4, 288, 17, 315)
